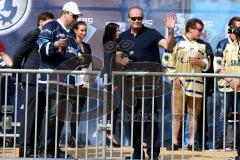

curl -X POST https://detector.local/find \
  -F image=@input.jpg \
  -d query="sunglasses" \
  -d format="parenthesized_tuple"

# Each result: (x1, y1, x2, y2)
(68, 12, 79, 20)
(130, 17, 143, 21)
(194, 27, 203, 32)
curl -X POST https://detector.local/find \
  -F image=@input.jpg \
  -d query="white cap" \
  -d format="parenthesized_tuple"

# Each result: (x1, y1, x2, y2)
(62, 1, 82, 15)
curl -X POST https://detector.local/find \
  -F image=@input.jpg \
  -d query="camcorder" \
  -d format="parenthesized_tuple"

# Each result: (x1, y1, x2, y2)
(228, 27, 240, 37)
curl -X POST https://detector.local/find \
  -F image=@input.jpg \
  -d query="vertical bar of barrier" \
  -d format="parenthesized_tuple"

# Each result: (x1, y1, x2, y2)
(171, 78, 175, 160)
(13, 73, 18, 158)
(34, 74, 39, 158)
(102, 74, 108, 159)
(3, 75, 8, 158)
(65, 75, 70, 158)
(161, 76, 165, 160)
(120, 75, 124, 159)
(85, 74, 90, 159)
(212, 77, 217, 159)
(75, 78, 79, 158)
(23, 74, 29, 158)
(233, 87, 237, 157)
(110, 73, 114, 158)
(141, 76, 145, 160)
(223, 79, 227, 159)
(44, 74, 50, 158)
(150, 76, 155, 160)
(192, 79, 196, 159)
(131, 75, 135, 159)
(54, 74, 59, 158)
(181, 81, 186, 160)
(95, 74, 100, 159)
(201, 77, 206, 159)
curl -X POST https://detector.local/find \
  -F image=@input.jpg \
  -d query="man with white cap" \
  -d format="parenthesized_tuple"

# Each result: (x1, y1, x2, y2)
(37, 1, 82, 158)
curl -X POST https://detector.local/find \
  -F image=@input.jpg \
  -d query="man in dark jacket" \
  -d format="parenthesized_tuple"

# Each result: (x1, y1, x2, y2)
(12, 12, 54, 157)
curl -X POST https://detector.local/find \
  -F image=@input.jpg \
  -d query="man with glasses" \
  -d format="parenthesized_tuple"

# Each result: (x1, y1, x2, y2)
(162, 18, 211, 151)
(37, 1, 82, 158)
(213, 16, 240, 160)
(118, 6, 176, 159)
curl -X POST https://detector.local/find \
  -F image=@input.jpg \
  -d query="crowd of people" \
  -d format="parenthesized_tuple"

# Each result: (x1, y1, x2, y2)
(0, 1, 240, 159)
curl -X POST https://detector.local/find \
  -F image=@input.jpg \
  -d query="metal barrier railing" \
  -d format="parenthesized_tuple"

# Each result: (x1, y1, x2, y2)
(0, 69, 239, 159)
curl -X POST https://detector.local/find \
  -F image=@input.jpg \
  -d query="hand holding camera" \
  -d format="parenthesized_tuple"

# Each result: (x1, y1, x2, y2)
(55, 34, 67, 53)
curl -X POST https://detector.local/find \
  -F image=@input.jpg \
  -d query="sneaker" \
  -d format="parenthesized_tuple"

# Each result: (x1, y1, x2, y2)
(226, 147, 233, 151)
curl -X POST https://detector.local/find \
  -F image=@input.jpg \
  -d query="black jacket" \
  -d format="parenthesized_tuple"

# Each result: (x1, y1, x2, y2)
(12, 28, 41, 84)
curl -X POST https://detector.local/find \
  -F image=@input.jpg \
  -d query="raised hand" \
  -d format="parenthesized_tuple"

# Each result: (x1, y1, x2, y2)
(164, 12, 176, 30)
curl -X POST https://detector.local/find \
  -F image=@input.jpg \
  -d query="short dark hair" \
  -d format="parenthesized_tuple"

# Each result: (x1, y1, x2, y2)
(37, 12, 54, 27)
(72, 21, 87, 30)
(128, 6, 144, 18)
(185, 18, 204, 33)
(228, 16, 240, 27)
(102, 23, 120, 45)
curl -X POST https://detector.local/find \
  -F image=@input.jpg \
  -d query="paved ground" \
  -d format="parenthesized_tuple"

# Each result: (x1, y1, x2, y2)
(0, 146, 237, 159)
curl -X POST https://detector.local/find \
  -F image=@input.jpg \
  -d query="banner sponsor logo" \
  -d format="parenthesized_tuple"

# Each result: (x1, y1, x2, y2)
(0, 0, 31, 35)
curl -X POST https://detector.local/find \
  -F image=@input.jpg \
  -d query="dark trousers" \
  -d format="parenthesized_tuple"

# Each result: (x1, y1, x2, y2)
(39, 91, 65, 154)
(19, 84, 45, 151)
(221, 92, 240, 155)
(70, 96, 86, 137)
(131, 98, 160, 154)
(197, 95, 208, 148)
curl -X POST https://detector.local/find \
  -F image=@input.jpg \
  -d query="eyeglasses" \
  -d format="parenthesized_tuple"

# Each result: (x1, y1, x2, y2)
(68, 12, 79, 20)
(194, 27, 203, 32)
(130, 17, 143, 21)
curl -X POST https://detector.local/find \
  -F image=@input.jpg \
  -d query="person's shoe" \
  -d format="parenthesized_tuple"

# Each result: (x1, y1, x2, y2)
(57, 149, 73, 158)
(106, 134, 120, 148)
(125, 150, 145, 159)
(215, 138, 223, 149)
(106, 137, 120, 148)
(147, 151, 159, 160)
(69, 136, 77, 148)
(187, 144, 198, 151)
(19, 146, 33, 157)
(198, 144, 209, 150)
(167, 144, 179, 151)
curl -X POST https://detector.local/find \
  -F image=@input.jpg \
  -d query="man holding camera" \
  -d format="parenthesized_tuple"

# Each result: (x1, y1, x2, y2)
(213, 16, 240, 160)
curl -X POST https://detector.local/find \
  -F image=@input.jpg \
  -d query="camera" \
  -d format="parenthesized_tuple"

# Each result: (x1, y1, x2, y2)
(228, 27, 240, 37)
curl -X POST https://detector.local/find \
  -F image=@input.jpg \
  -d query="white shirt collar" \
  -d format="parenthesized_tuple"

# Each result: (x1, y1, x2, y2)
(57, 18, 70, 32)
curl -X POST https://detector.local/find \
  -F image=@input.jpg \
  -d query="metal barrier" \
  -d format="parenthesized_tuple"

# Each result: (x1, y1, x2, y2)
(0, 69, 239, 159)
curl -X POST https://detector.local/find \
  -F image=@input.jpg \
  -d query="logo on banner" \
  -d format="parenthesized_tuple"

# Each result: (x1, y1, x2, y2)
(0, 0, 31, 35)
